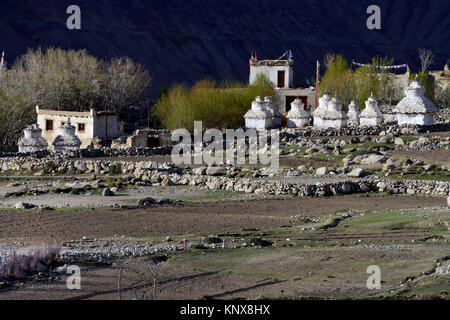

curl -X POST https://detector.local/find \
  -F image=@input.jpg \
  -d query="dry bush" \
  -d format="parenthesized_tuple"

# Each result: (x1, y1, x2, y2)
(0, 244, 61, 281)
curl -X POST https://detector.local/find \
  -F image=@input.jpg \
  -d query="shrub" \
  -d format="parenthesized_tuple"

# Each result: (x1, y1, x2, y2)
(249, 237, 273, 247)
(0, 244, 61, 281)
(153, 74, 279, 131)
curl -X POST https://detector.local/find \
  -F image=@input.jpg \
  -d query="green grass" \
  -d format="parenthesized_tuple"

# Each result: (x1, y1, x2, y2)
(389, 172, 450, 182)
(168, 245, 447, 291)
(345, 141, 396, 150)
(173, 189, 246, 203)
(335, 209, 450, 236)
(395, 275, 450, 299)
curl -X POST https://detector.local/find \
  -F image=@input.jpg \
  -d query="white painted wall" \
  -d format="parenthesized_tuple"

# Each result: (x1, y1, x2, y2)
(249, 64, 293, 88)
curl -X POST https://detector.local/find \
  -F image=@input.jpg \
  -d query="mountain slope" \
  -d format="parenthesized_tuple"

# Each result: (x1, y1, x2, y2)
(0, 0, 448, 96)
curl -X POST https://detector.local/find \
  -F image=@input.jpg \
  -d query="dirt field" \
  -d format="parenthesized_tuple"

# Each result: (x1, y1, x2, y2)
(0, 195, 445, 242)
(0, 195, 448, 300)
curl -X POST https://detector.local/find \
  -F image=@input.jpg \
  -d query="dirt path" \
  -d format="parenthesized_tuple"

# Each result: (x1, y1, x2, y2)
(0, 195, 445, 242)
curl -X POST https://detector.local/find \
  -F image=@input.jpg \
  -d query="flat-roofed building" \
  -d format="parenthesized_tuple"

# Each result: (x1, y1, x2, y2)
(36, 105, 120, 148)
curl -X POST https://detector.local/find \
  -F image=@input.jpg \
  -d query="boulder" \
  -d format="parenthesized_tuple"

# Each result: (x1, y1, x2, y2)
(193, 167, 207, 175)
(137, 197, 157, 206)
(316, 167, 329, 176)
(15, 202, 37, 209)
(161, 177, 174, 186)
(102, 188, 114, 196)
(206, 166, 227, 176)
(360, 155, 387, 165)
(348, 168, 366, 177)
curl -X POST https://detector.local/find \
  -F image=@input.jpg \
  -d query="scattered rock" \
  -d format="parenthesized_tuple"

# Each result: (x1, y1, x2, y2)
(102, 188, 114, 197)
(360, 154, 387, 165)
(348, 168, 366, 177)
(137, 197, 157, 206)
(206, 166, 227, 176)
(316, 167, 329, 176)
(15, 202, 37, 209)
(161, 177, 174, 186)
(393, 137, 405, 145)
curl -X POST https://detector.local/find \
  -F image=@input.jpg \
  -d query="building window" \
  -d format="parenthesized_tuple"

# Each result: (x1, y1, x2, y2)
(78, 123, 85, 132)
(45, 119, 53, 131)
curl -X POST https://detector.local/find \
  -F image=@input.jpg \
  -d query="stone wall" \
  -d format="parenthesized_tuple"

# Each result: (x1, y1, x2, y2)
(0, 146, 172, 159)
(1, 157, 448, 197)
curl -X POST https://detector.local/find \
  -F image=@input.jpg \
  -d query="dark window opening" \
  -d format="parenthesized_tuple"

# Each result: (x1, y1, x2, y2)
(78, 123, 85, 132)
(45, 119, 53, 131)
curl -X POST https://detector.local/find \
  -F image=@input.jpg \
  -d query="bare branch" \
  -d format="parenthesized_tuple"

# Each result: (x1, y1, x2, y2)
(418, 48, 434, 73)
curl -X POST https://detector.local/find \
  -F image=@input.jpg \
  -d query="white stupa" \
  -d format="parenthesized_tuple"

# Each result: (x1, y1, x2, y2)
(320, 96, 348, 129)
(286, 98, 310, 128)
(52, 118, 82, 151)
(18, 124, 48, 153)
(244, 96, 273, 129)
(264, 96, 282, 128)
(395, 78, 439, 125)
(360, 93, 383, 126)
(312, 93, 331, 127)
(347, 101, 360, 126)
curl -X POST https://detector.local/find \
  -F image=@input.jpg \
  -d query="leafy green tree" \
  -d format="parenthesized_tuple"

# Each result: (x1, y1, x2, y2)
(320, 55, 354, 106)
(153, 74, 278, 131)
(321, 54, 399, 109)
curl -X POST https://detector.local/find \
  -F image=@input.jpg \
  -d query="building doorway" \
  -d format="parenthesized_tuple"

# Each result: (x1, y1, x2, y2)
(277, 70, 285, 88)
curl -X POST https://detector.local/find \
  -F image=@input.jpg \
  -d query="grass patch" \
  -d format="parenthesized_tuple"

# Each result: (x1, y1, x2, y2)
(168, 245, 447, 290)
(389, 172, 450, 182)
(335, 209, 450, 236)
(173, 189, 246, 203)
(395, 276, 450, 300)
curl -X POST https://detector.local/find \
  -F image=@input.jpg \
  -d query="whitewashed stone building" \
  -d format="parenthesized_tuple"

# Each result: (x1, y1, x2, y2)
(312, 93, 331, 127)
(264, 96, 282, 128)
(244, 96, 273, 129)
(36, 106, 120, 148)
(18, 124, 48, 153)
(347, 101, 360, 126)
(52, 119, 82, 151)
(248, 54, 315, 113)
(249, 59, 293, 89)
(319, 97, 348, 129)
(360, 94, 383, 126)
(395, 78, 439, 125)
(286, 98, 310, 128)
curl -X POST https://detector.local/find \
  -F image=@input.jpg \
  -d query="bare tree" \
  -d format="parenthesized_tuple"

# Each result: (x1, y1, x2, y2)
(418, 49, 435, 73)
(323, 52, 336, 70)
(0, 47, 151, 149)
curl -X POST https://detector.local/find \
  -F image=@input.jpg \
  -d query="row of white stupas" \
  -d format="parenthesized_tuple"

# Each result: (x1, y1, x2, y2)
(18, 119, 81, 153)
(244, 78, 439, 129)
